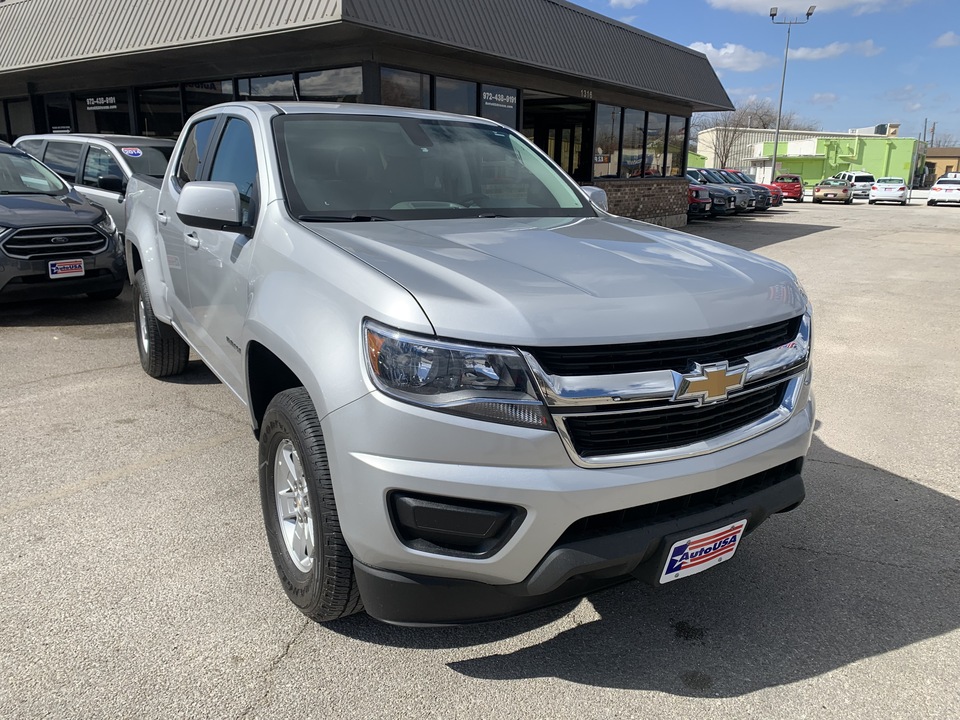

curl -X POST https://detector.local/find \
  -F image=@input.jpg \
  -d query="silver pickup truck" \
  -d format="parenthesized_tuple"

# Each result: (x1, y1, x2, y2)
(125, 102, 814, 625)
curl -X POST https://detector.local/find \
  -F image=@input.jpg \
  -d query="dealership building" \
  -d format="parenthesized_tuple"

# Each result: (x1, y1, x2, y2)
(0, 0, 732, 226)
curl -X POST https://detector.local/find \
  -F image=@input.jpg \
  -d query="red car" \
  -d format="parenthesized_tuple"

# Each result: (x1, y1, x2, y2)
(773, 174, 805, 202)
(723, 169, 784, 207)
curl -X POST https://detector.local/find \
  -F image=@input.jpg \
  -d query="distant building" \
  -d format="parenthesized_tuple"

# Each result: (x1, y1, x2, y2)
(924, 147, 960, 182)
(697, 126, 925, 184)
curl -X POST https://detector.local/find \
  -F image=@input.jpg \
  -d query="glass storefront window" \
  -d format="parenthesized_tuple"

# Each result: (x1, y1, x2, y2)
(238, 74, 295, 101)
(435, 76, 477, 116)
(185, 81, 234, 117)
(138, 86, 182, 137)
(45, 94, 73, 133)
(480, 85, 518, 128)
(299, 67, 362, 102)
(75, 90, 131, 134)
(380, 68, 429, 109)
(620, 109, 646, 178)
(646, 112, 667, 177)
(594, 104, 621, 179)
(7, 99, 33, 141)
(0, 104, 8, 143)
(667, 115, 688, 177)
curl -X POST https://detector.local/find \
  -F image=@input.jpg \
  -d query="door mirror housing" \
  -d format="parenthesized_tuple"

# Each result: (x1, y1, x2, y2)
(176, 181, 251, 236)
(580, 185, 608, 212)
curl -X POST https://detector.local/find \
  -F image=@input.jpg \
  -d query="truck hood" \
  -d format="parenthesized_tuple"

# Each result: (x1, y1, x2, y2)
(0, 192, 103, 228)
(303, 216, 806, 346)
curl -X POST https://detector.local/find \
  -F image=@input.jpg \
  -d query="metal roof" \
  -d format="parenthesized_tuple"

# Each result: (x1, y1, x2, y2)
(0, 0, 731, 112)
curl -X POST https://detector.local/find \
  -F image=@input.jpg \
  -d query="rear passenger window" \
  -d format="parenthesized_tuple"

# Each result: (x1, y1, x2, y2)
(81, 147, 123, 187)
(43, 141, 82, 182)
(175, 118, 216, 189)
(16, 139, 44, 158)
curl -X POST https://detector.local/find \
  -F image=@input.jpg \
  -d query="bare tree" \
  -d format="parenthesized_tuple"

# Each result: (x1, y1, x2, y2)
(929, 132, 957, 148)
(691, 98, 820, 165)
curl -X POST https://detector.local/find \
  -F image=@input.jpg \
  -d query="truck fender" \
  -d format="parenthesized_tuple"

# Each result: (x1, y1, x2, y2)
(125, 182, 174, 322)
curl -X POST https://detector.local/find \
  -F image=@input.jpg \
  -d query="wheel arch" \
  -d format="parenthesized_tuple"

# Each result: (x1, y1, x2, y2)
(247, 341, 310, 438)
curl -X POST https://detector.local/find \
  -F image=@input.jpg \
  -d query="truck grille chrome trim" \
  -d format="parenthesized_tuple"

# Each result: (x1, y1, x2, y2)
(522, 314, 810, 467)
(0, 225, 108, 260)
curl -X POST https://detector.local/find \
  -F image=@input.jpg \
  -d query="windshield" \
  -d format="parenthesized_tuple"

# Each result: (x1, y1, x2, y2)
(700, 169, 729, 184)
(775, 176, 800, 183)
(936, 179, 960, 186)
(114, 144, 174, 178)
(877, 177, 904, 184)
(819, 179, 846, 186)
(0, 152, 68, 195)
(273, 114, 593, 221)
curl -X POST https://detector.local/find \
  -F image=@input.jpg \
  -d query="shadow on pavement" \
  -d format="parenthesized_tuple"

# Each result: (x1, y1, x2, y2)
(332, 433, 960, 696)
(157, 359, 221, 385)
(0, 283, 131, 327)
(685, 217, 838, 252)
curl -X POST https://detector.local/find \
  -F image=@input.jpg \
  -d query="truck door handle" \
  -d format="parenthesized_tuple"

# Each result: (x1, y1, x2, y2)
(157, 211, 168, 225)
(184, 232, 200, 249)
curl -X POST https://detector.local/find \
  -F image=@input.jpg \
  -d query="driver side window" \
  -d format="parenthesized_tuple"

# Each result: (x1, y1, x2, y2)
(175, 118, 216, 189)
(208, 118, 259, 226)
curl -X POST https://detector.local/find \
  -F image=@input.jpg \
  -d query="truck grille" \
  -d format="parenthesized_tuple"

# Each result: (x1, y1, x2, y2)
(1, 226, 108, 260)
(562, 382, 787, 458)
(527, 316, 801, 376)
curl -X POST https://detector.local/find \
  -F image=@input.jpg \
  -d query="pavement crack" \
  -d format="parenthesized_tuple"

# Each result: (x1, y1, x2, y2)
(237, 619, 311, 719)
(780, 544, 960, 576)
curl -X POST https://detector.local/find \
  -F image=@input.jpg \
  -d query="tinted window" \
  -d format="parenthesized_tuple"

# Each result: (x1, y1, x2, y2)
(176, 118, 216, 188)
(299, 67, 362, 102)
(854, 174, 874, 183)
(16, 139, 43, 158)
(209, 118, 259, 225)
(435, 77, 477, 116)
(381, 68, 430, 109)
(81, 146, 123, 187)
(43, 141, 82, 182)
(116, 144, 174, 177)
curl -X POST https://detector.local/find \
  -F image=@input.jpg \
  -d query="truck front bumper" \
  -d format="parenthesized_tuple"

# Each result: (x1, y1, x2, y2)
(323, 383, 814, 623)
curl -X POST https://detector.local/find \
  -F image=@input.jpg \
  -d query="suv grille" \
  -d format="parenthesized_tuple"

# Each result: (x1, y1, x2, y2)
(527, 316, 802, 376)
(1, 226, 108, 260)
(562, 382, 787, 458)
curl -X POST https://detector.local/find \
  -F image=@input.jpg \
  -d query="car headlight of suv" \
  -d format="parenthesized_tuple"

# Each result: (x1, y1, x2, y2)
(95, 209, 117, 235)
(364, 320, 552, 429)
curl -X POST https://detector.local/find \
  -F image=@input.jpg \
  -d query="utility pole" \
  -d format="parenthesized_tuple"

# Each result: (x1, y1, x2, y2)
(769, 5, 816, 184)
(929, 121, 937, 148)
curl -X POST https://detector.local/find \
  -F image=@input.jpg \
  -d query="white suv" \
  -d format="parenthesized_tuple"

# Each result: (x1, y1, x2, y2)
(833, 171, 875, 199)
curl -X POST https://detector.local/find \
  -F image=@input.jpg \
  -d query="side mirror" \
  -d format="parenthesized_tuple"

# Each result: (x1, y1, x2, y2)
(581, 185, 608, 212)
(98, 175, 125, 194)
(176, 181, 250, 235)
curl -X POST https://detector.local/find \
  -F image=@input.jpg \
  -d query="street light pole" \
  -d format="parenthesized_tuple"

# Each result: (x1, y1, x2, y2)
(769, 5, 815, 184)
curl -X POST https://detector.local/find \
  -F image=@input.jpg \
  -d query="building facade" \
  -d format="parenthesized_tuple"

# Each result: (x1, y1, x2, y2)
(697, 126, 924, 184)
(0, 0, 733, 227)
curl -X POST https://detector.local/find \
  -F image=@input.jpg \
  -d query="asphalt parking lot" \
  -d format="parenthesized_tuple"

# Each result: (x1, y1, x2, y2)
(2, 198, 958, 719)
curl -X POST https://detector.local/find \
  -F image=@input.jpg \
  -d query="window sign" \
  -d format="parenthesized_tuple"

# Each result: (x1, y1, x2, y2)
(85, 95, 118, 111)
(480, 85, 518, 128)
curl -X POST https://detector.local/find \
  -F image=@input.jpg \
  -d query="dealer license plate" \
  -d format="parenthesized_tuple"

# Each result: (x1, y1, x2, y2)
(659, 519, 748, 584)
(48, 259, 85, 279)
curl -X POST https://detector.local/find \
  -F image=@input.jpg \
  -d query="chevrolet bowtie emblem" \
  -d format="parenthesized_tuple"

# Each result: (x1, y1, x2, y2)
(673, 361, 748, 405)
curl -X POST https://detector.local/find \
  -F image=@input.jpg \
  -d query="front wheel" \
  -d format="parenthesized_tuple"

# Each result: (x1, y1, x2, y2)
(797, 196, 804, 203)
(259, 388, 362, 622)
(845, 198, 853, 204)
(928, 200, 937, 206)
(133, 270, 189, 377)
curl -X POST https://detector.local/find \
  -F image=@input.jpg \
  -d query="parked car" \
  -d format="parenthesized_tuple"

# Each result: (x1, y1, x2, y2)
(927, 177, 960, 205)
(724, 169, 783, 207)
(813, 178, 853, 204)
(868, 177, 907, 205)
(832, 171, 875, 199)
(773, 174, 805, 202)
(709, 168, 772, 211)
(14, 134, 175, 238)
(687, 168, 756, 212)
(0, 144, 125, 301)
(687, 183, 712, 218)
(125, 101, 814, 625)
(706, 185, 738, 216)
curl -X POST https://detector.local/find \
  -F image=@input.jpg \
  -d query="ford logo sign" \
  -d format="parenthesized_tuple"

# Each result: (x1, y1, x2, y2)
(50, 236, 70, 244)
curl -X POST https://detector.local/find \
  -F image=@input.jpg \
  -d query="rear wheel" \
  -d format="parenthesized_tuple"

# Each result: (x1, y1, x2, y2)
(133, 270, 189, 377)
(812, 198, 821, 204)
(928, 200, 937, 206)
(797, 195, 804, 202)
(259, 388, 362, 622)
(845, 198, 853, 205)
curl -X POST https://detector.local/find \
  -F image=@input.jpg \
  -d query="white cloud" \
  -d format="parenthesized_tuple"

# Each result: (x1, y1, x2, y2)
(811, 93, 839, 105)
(705, 0, 914, 15)
(788, 39, 883, 60)
(933, 31, 960, 48)
(688, 42, 775, 72)
(609, 0, 647, 7)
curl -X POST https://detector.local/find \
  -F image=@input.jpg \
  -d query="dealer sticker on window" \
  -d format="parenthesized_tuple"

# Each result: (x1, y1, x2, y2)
(659, 519, 748, 584)
(48, 259, 85, 279)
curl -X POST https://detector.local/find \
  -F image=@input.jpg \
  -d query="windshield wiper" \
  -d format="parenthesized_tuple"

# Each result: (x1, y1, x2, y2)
(297, 213, 392, 222)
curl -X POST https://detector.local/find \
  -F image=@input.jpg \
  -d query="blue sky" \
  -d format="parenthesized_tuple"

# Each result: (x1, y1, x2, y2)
(568, 0, 960, 143)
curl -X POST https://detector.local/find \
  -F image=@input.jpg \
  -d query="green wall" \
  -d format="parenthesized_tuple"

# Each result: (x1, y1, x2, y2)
(688, 151, 706, 168)
(764, 137, 924, 185)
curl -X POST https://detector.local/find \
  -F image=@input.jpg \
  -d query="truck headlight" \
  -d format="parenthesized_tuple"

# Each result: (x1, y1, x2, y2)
(364, 320, 551, 429)
(96, 211, 116, 235)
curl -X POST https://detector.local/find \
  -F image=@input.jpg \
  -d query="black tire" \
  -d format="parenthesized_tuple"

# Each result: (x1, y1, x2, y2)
(797, 196, 804, 203)
(133, 269, 189, 378)
(259, 388, 362, 622)
(812, 198, 821, 204)
(868, 199, 875, 205)
(901, 200, 907, 206)
(928, 200, 936, 206)
(845, 198, 853, 205)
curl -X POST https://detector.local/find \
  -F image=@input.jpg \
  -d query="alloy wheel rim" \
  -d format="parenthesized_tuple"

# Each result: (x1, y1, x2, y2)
(274, 439, 315, 572)
(138, 296, 149, 354)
